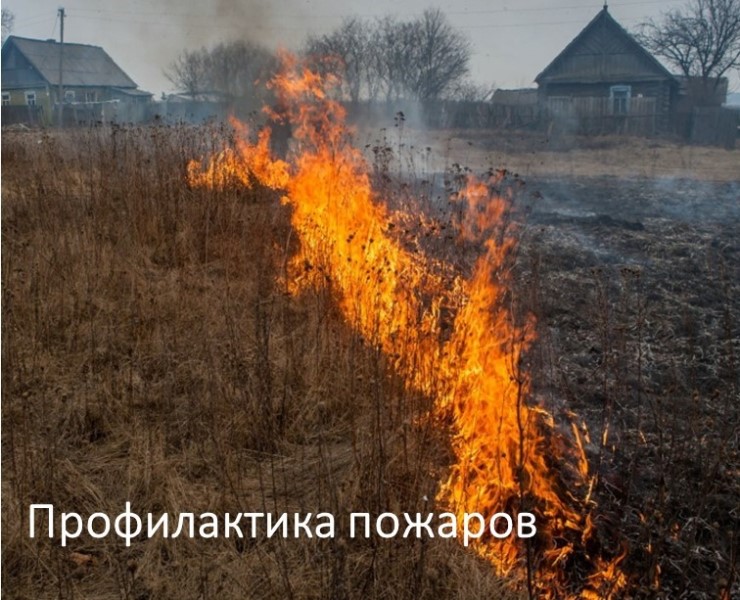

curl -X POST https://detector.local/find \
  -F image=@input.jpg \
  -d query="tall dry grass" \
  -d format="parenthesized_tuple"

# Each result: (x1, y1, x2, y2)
(1, 125, 520, 600)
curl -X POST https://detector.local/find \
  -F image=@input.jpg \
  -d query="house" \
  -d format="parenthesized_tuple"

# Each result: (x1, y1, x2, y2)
(1, 35, 152, 125)
(535, 6, 679, 136)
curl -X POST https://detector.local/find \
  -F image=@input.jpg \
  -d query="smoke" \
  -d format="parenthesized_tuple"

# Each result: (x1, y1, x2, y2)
(56, 0, 330, 95)
(189, 0, 284, 48)
(150, 0, 305, 68)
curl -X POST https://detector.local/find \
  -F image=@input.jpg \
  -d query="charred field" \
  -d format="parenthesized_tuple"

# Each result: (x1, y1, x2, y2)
(517, 174, 739, 597)
(2, 123, 738, 600)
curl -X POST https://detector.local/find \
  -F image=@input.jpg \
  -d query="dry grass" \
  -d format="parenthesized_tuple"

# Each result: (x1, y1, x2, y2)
(1, 126, 519, 600)
(393, 128, 740, 181)
(3, 123, 738, 599)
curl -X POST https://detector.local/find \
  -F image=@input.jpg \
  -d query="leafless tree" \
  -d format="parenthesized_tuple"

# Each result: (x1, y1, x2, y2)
(205, 41, 277, 99)
(405, 9, 472, 101)
(165, 50, 206, 98)
(372, 16, 419, 102)
(636, 0, 740, 88)
(2, 8, 14, 44)
(165, 41, 276, 102)
(306, 10, 473, 103)
(305, 18, 371, 103)
(449, 79, 495, 102)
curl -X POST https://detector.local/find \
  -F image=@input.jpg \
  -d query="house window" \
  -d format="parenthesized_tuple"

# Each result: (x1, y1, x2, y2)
(25, 91, 37, 106)
(610, 85, 631, 115)
(1, 92, 10, 106)
(85, 91, 97, 103)
(64, 90, 76, 103)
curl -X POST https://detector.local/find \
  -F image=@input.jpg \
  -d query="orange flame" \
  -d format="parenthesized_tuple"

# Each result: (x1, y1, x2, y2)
(188, 53, 627, 597)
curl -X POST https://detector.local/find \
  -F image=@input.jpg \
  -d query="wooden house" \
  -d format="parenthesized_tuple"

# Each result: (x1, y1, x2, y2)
(535, 7, 678, 136)
(1, 36, 152, 125)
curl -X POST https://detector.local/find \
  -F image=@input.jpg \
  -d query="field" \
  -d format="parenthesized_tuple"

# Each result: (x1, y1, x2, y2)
(401, 128, 740, 181)
(2, 124, 738, 599)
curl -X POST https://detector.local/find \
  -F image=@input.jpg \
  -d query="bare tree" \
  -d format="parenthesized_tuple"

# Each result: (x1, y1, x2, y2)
(305, 18, 371, 103)
(406, 9, 472, 101)
(165, 41, 276, 102)
(203, 41, 277, 99)
(2, 8, 14, 44)
(449, 79, 495, 102)
(636, 0, 740, 88)
(372, 16, 419, 102)
(307, 11, 473, 103)
(165, 49, 207, 98)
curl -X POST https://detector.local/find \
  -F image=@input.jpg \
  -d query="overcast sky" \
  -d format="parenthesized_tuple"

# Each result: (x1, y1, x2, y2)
(5, 0, 738, 97)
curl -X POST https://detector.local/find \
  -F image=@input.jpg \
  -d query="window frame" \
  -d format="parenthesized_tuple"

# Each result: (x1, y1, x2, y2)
(609, 85, 631, 116)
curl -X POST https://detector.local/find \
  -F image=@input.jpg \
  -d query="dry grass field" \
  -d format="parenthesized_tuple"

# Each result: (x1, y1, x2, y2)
(2, 124, 738, 599)
(393, 128, 740, 181)
(1, 126, 519, 599)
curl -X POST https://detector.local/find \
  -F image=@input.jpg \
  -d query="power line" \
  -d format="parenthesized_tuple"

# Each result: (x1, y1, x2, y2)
(68, 11, 642, 33)
(13, 11, 50, 25)
(70, 14, 309, 32)
(50, 12, 59, 40)
(13, 15, 55, 29)
(462, 17, 642, 29)
(67, 0, 684, 21)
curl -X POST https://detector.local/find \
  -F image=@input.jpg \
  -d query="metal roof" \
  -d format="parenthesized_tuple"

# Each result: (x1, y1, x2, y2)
(4, 36, 138, 88)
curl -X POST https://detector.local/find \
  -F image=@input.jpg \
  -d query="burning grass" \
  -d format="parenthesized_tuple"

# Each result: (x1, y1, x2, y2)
(186, 57, 631, 597)
(1, 125, 518, 599)
(2, 63, 738, 599)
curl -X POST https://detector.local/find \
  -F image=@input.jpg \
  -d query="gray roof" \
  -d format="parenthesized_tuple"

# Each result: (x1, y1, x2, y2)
(111, 87, 153, 97)
(492, 89, 538, 105)
(6, 36, 137, 88)
(536, 8, 676, 84)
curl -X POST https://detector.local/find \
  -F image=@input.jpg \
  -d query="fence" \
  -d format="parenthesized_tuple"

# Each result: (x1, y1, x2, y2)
(1, 105, 46, 126)
(544, 96, 658, 136)
(689, 107, 738, 149)
(345, 100, 496, 129)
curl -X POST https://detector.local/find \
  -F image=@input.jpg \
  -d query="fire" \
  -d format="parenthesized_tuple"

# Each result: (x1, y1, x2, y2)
(188, 53, 627, 597)
(187, 122, 289, 189)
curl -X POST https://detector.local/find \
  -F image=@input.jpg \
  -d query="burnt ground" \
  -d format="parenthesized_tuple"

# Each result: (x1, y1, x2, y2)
(372, 162, 739, 596)
(517, 176, 739, 598)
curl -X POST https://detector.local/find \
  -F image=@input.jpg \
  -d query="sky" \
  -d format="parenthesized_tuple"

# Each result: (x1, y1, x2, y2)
(5, 0, 739, 97)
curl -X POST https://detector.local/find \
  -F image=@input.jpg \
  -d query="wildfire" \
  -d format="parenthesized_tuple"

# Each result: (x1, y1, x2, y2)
(188, 53, 627, 597)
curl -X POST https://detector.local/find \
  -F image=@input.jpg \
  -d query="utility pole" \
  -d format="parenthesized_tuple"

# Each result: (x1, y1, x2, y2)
(57, 7, 65, 127)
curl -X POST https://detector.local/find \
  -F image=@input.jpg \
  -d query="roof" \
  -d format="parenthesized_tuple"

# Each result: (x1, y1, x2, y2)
(165, 91, 230, 103)
(536, 7, 676, 85)
(3, 36, 137, 88)
(492, 88, 538, 105)
(111, 87, 153, 98)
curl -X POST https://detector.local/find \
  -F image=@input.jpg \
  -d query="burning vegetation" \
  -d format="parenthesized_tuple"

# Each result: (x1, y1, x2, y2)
(2, 53, 737, 600)
(186, 54, 630, 597)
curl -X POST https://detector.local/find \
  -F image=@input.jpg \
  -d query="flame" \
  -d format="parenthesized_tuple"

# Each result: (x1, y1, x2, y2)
(188, 53, 628, 597)
(187, 120, 289, 190)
